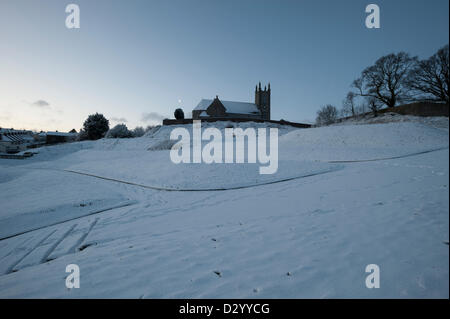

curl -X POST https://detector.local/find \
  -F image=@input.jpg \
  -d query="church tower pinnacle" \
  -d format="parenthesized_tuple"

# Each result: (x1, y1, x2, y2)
(255, 82, 271, 120)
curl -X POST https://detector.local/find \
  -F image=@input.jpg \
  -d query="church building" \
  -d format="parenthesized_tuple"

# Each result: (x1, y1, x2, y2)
(192, 82, 271, 121)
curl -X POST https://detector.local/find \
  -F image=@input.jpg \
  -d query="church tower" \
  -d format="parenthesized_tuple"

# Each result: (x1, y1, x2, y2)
(255, 82, 271, 120)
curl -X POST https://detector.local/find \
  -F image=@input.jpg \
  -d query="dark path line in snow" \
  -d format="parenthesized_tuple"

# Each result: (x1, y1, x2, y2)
(61, 168, 339, 192)
(0, 202, 135, 241)
(10, 147, 447, 194)
(326, 147, 448, 163)
(60, 146, 447, 191)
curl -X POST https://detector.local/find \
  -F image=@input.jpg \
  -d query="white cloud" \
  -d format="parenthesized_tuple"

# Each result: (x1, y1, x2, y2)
(141, 112, 166, 122)
(110, 117, 128, 123)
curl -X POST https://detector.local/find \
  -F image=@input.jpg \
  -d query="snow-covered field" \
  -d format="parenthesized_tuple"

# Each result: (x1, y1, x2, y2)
(0, 117, 448, 298)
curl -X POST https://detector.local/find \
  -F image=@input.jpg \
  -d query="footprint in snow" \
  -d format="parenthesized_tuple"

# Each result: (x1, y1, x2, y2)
(373, 202, 384, 206)
(78, 242, 96, 251)
(310, 209, 333, 215)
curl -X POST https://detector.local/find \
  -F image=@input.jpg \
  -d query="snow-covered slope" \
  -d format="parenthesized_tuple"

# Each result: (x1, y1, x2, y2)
(0, 118, 448, 298)
(280, 121, 448, 161)
(334, 112, 449, 128)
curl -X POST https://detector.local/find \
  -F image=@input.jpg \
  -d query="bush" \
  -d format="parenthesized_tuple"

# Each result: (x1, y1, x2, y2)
(132, 126, 145, 137)
(77, 129, 88, 141)
(83, 113, 109, 140)
(106, 124, 134, 138)
(174, 108, 185, 120)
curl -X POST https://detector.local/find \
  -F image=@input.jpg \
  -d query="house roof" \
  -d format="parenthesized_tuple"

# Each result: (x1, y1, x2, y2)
(44, 131, 77, 137)
(39, 132, 77, 137)
(0, 129, 34, 143)
(194, 99, 260, 115)
(0, 135, 21, 143)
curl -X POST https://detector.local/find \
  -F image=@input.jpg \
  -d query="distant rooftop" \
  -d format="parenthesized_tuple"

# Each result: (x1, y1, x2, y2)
(39, 131, 77, 137)
(194, 99, 261, 115)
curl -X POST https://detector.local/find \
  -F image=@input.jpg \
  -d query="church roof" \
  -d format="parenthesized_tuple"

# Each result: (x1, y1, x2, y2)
(194, 99, 260, 115)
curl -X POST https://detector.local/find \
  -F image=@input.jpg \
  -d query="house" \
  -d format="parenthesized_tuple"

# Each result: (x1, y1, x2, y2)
(0, 128, 78, 154)
(0, 128, 35, 154)
(39, 131, 77, 144)
(192, 82, 271, 120)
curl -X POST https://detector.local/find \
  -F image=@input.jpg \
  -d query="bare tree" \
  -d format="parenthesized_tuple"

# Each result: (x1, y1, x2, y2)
(353, 52, 417, 108)
(367, 97, 382, 117)
(407, 44, 449, 104)
(355, 102, 367, 116)
(316, 104, 338, 126)
(341, 91, 356, 117)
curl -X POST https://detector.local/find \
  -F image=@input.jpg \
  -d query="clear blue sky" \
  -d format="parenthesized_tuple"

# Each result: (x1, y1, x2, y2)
(0, 0, 448, 131)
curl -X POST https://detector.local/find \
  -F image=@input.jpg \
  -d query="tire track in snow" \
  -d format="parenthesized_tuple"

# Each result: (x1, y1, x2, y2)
(71, 218, 98, 253)
(41, 224, 78, 263)
(6, 230, 56, 274)
(0, 201, 135, 241)
(0, 220, 101, 275)
(0, 236, 35, 262)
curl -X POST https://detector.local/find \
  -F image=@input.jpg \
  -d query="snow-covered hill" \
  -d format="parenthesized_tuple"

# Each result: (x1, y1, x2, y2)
(0, 117, 448, 298)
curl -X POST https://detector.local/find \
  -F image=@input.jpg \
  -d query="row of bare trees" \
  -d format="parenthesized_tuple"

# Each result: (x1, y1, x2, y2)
(316, 44, 449, 125)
